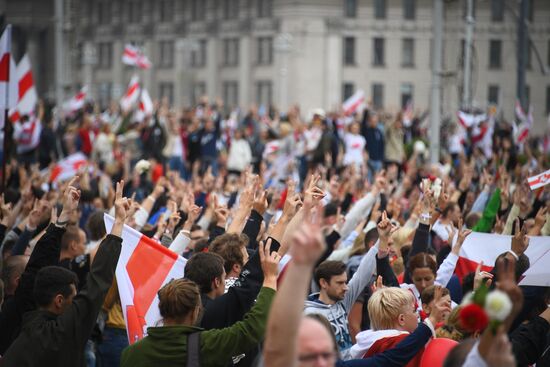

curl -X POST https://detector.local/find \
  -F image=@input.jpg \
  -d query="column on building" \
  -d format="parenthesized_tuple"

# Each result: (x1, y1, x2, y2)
(238, 35, 251, 108)
(324, 33, 343, 111)
(143, 40, 154, 96)
(112, 39, 124, 99)
(25, 28, 41, 93)
(81, 41, 95, 93)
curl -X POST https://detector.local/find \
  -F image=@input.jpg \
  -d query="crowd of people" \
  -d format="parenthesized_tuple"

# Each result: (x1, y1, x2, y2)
(0, 96, 549, 367)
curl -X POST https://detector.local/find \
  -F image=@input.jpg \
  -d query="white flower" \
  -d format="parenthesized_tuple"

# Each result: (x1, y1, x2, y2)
(461, 292, 474, 306)
(485, 290, 513, 322)
(135, 160, 151, 175)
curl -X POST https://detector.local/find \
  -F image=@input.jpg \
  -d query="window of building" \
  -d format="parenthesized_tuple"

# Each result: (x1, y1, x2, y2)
(372, 83, 384, 109)
(489, 40, 502, 69)
(191, 0, 206, 21)
(159, 41, 174, 68)
(223, 81, 239, 108)
(257, 37, 273, 65)
(258, 0, 273, 18)
(193, 82, 206, 104)
(223, 38, 239, 66)
(224, 0, 239, 19)
(256, 81, 272, 106)
(344, 0, 357, 18)
(402, 38, 415, 67)
(159, 82, 174, 105)
(98, 82, 112, 108)
(160, 0, 174, 22)
(128, 0, 143, 23)
(403, 0, 415, 20)
(97, 42, 112, 69)
(342, 83, 354, 101)
(488, 85, 499, 105)
(97, 1, 112, 24)
(400, 83, 413, 108)
(546, 86, 550, 114)
(343, 37, 356, 66)
(191, 39, 207, 68)
(491, 0, 504, 22)
(373, 37, 385, 66)
(374, 0, 386, 19)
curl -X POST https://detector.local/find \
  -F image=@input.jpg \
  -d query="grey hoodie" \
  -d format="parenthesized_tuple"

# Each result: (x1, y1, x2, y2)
(304, 241, 379, 359)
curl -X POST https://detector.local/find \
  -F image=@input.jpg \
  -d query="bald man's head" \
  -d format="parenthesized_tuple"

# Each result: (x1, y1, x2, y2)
(1, 255, 29, 297)
(297, 317, 337, 367)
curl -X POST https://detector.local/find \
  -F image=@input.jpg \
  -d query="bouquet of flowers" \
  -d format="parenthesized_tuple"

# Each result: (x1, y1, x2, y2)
(458, 282, 513, 333)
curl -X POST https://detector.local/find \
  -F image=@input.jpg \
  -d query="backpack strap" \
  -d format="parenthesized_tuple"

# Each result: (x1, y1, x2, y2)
(186, 332, 201, 367)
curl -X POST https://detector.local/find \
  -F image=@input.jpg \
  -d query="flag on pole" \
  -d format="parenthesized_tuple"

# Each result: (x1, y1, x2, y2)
(0, 25, 18, 129)
(342, 90, 366, 116)
(8, 54, 38, 123)
(104, 214, 187, 344)
(454, 232, 550, 282)
(63, 86, 88, 113)
(514, 100, 533, 144)
(456, 110, 486, 129)
(134, 88, 153, 122)
(527, 169, 550, 191)
(122, 44, 152, 70)
(120, 76, 140, 112)
(48, 152, 89, 182)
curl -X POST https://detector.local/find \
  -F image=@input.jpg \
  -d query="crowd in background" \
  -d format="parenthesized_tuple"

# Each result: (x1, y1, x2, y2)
(0, 96, 549, 367)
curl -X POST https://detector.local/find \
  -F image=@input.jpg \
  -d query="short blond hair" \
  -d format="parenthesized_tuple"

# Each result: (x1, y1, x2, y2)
(368, 287, 415, 331)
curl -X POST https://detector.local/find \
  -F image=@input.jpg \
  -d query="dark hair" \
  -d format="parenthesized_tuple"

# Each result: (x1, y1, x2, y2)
(364, 228, 380, 249)
(408, 253, 437, 276)
(158, 278, 201, 321)
(494, 252, 530, 282)
(33, 266, 78, 307)
(314, 261, 347, 287)
(461, 272, 475, 295)
(421, 285, 450, 306)
(194, 240, 210, 254)
(442, 203, 457, 218)
(209, 233, 248, 273)
(1, 255, 28, 294)
(61, 225, 82, 251)
(86, 211, 107, 241)
(184, 252, 224, 293)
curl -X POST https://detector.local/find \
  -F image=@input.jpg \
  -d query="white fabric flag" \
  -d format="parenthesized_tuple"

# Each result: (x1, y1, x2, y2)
(527, 169, 550, 191)
(104, 214, 187, 344)
(134, 88, 153, 122)
(342, 90, 365, 116)
(0, 25, 18, 129)
(120, 76, 140, 112)
(8, 54, 38, 123)
(63, 86, 88, 113)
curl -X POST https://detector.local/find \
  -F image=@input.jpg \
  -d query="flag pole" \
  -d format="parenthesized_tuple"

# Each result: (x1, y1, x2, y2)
(1, 25, 12, 193)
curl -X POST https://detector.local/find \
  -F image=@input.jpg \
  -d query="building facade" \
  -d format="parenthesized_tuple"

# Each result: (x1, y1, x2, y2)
(3, 0, 550, 135)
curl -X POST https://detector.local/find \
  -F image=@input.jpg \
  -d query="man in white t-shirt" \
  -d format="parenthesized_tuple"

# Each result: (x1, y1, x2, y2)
(343, 122, 367, 168)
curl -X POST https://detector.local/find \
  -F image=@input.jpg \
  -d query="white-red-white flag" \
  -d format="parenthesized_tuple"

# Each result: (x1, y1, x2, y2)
(104, 214, 187, 344)
(514, 100, 533, 144)
(343, 90, 366, 116)
(8, 54, 38, 123)
(120, 76, 140, 112)
(527, 169, 550, 191)
(13, 115, 42, 154)
(48, 152, 89, 182)
(456, 110, 486, 129)
(455, 232, 550, 283)
(63, 86, 88, 113)
(134, 88, 153, 122)
(0, 25, 18, 129)
(122, 44, 152, 70)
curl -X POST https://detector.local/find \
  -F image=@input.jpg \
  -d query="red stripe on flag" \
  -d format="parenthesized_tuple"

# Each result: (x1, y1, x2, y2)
(455, 256, 493, 281)
(9, 109, 20, 123)
(125, 83, 139, 98)
(0, 54, 9, 81)
(344, 97, 365, 115)
(126, 236, 178, 343)
(18, 70, 34, 99)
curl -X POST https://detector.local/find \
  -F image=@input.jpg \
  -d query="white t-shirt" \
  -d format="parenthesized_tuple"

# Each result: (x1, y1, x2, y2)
(343, 133, 366, 166)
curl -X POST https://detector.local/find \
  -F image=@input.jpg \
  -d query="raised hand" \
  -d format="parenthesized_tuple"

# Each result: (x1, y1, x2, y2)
(303, 174, 325, 208)
(57, 176, 81, 225)
(370, 275, 385, 293)
(511, 218, 529, 256)
(452, 218, 472, 255)
(473, 261, 493, 290)
(253, 190, 269, 215)
(376, 211, 395, 240)
(114, 180, 131, 222)
(214, 206, 229, 227)
(289, 203, 326, 266)
(495, 258, 524, 328)
(259, 238, 281, 285)
(428, 286, 452, 326)
(485, 327, 516, 367)
(0, 194, 13, 224)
